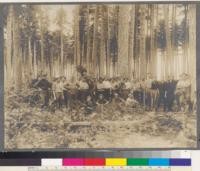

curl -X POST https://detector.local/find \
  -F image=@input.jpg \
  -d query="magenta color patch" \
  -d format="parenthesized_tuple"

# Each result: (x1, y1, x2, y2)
(63, 158, 84, 166)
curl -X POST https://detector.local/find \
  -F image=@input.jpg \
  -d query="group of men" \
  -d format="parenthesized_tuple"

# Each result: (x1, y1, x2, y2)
(32, 72, 194, 113)
(137, 73, 193, 112)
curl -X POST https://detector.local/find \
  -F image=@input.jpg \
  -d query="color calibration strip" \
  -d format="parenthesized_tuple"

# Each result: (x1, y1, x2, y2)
(41, 158, 191, 167)
(0, 158, 191, 166)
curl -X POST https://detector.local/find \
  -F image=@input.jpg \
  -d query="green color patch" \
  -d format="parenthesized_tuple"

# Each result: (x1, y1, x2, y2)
(127, 158, 149, 166)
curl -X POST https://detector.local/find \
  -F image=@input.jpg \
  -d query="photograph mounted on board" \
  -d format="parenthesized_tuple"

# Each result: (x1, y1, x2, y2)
(3, 3, 197, 149)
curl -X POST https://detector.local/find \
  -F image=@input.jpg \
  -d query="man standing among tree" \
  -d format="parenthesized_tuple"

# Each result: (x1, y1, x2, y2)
(166, 76, 178, 112)
(33, 74, 52, 108)
(156, 80, 167, 112)
(103, 77, 112, 101)
(55, 77, 64, 110)
(145, 73, 153, 109)
(78, 77, 89, 103)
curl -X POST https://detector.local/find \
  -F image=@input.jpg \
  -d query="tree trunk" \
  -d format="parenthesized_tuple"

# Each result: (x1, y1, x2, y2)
(100, 5, 106, 77)
(133, 6, 139, 79)
(118, 5, 130, 78)
(92, 6, 98, 77)
(86, 6, 91, 73)
(39, 13, 45, 75)
(28, 37, 33, 80)
(139, 5, 147, 80)
(145, 4, 151, 73)
(106, 6, 110, 77)
(172, 4, 177, 79)
(111, 5, 119, 77)
(164, 4, 172, 78)
(183, 5, 189, 74)
(33, 40, 37, 78)
(188, 4, 196, 100)
(150, 5, 156, 79)
(60, 29, 64, 75)
(5, 5, 13, 88)
(128, 5, 135, 80)
(13, 7, 22, 91)
(73, 6, 81, 80)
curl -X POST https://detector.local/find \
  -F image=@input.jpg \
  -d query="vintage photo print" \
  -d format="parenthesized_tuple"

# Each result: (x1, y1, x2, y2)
(2, 3, 197, 149)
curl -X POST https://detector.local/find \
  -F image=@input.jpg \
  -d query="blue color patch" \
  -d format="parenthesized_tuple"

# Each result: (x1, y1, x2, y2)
(148, 158, 170, 166)
(170, 158, 191, 166)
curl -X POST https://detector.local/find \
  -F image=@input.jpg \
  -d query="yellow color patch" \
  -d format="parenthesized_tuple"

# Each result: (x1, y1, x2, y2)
(106, 158, 127, 166)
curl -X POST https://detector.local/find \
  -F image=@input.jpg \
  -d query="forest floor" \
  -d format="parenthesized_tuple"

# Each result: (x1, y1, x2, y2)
(4, 89, 197, 149)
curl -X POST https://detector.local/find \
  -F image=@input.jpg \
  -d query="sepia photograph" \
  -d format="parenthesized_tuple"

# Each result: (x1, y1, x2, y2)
(3, 3, 197, 149)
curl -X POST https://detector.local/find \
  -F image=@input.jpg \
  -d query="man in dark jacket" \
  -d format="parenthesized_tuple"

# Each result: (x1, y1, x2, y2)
(34, 74, 52, 108)
(156, 80, 167, 112)
(166, 77, 178, 112)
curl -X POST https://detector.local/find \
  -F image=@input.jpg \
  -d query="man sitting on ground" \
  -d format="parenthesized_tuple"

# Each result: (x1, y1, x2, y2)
(126, 93, 138, 108)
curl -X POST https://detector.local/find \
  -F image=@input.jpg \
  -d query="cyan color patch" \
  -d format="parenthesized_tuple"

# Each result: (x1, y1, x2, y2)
(148, 158, 170, 166)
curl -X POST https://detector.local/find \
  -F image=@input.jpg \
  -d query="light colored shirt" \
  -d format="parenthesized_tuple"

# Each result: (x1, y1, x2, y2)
(111, 82, 118, 89)
(126, 97, 138, 106)
(145, 79, 153, 89)
(55, 82, 63, 92)
(177, 79, 191, 89)
(79, 81, 89, 90)
(125, 81, 132, 89)
(103, 80, 112, 89)
(97, 82, 105, 89)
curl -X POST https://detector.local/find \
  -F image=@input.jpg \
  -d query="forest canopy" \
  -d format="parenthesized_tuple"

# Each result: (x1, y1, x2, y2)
(3, 4, 196, 91)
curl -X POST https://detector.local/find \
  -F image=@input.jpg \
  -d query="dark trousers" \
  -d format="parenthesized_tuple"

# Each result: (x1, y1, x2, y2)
(156, 95, 167, 111)
(166, 95, 175, 111)
(42, 90, 50, 107)
(55, 92, 63, 109)
(133, 90, 143, 105)
(78, 90, 89, 103)
(146, 92, 151, 108)
(63, 90, 69, 108)
(63, 90, 76, 109)
(121, 89, 130, 100)
(175, 93, 182, 111)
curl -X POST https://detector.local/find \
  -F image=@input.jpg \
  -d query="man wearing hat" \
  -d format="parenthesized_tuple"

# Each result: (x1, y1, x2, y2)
(34, 74, 52, 108)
